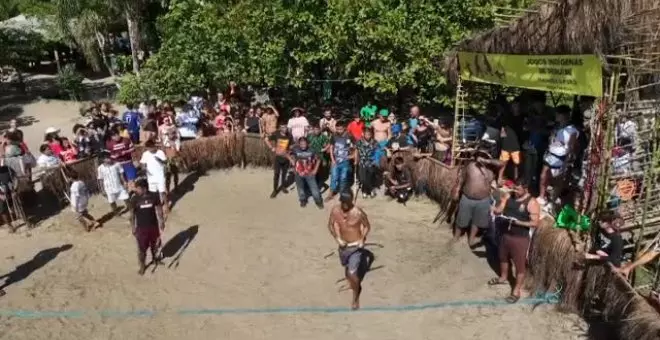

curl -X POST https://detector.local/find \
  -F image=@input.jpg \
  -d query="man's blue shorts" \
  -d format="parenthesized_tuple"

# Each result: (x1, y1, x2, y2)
(121, 162, 138, 181)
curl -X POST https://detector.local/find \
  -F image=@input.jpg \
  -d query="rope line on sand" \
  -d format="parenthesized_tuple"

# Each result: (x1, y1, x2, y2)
(0, 293, 559, 319)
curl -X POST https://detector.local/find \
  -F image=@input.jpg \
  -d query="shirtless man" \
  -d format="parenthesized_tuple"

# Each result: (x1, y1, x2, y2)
(328, 191, 372, 310)
(452, 152, 502, 247)
(371, 109, 392, 166)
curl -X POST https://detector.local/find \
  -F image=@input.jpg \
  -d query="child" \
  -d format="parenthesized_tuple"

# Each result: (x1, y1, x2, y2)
(60, 138, 78, 164)
(97, 153, 129, 214)
(69, 171, 100, 232)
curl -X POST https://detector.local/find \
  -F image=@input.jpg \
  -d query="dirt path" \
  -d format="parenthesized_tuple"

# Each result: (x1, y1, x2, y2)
(0, 168, 586, 340)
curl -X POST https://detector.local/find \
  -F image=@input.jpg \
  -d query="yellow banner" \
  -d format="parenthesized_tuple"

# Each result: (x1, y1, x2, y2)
(458, 52, 603, 97)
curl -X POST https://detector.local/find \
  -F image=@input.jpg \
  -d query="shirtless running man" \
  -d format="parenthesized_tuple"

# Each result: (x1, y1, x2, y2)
(328, 191, 372, 310)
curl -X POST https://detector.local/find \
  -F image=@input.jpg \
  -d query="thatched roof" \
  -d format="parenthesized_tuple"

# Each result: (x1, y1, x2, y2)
(444, 0, 660, 83)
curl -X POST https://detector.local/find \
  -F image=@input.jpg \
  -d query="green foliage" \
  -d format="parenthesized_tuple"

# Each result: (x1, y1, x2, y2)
(0, 27, 45, 70)
(56, 63, 85, 101)
(128, 0, 533, 107)
(116, 73, 149, 104)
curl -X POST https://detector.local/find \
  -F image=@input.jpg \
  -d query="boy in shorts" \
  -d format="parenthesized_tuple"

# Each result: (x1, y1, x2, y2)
(97, 153, 130, 215)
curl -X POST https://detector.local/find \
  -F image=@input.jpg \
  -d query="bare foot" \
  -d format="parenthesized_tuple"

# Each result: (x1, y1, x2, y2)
(138, 266, 146, 276)
(93, 222, 102, 229)
(351, 300, 360, 310)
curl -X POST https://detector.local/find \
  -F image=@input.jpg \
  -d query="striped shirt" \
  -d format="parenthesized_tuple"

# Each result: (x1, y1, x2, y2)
(97, 163, 125, 194)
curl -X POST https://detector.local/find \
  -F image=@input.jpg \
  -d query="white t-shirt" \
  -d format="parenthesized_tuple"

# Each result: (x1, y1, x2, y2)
(140, 150, 167, 183)
(287, 116, 309, 141)
(97, 163, 125, 194)
(70, 180, 89, 212)
(37, 154, 61, 168)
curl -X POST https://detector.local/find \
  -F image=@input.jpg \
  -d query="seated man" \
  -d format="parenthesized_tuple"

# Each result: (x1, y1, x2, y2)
(385, 156, 412, 204)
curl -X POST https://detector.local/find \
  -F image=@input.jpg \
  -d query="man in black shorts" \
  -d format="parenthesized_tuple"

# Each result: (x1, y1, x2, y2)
(129, 179, 165, 275)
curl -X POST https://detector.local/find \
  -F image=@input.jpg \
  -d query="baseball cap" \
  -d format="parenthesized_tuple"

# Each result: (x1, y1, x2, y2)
(379, 109, 389, 117)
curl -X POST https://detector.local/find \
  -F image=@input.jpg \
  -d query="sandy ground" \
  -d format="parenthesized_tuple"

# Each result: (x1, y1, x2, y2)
(0, 100, 589, 340)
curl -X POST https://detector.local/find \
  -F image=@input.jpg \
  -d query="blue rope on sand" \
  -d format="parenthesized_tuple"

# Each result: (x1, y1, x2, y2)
(0, 293, 561, 319)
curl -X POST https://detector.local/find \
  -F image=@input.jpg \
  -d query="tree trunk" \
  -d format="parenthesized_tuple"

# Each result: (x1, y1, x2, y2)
(54, 49, 62, 73)
(125, 11, 142, 75)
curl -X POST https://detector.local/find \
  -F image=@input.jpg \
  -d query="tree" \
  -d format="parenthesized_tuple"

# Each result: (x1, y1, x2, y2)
(121, 0, 533, 107)
(0, 27, 45, 92)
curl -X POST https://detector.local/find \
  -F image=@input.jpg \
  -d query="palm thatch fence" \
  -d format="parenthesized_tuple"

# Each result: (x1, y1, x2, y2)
(440, 0, 660, 337)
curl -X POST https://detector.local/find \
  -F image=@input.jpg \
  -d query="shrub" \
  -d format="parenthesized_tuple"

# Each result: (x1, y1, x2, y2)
(56, 64, 85, 101)
(116, 73, 148, 104)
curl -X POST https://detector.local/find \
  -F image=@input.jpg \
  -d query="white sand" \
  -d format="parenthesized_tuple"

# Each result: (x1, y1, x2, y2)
(0, 99, 587, 340)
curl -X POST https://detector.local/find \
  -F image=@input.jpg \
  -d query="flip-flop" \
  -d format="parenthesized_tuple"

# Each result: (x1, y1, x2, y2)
(505, 295, 520, 304)
(487, 278, 508, 286)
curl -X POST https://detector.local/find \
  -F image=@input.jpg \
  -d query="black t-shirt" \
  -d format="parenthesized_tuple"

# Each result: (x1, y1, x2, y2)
(387, 134, 410, 149)
(245, 116, 260, 133)
(269, 131, 294, 162)
(594, 230, 623, 267)
(130, 192, 161, 229)
(501, 126, 520, 152)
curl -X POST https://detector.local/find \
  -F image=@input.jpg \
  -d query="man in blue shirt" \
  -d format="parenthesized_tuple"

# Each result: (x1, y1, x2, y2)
(408, 105, 420, 130)
(122, 103, 142, 144)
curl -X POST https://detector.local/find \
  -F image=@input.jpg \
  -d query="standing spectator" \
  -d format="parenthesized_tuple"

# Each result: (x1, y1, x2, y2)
(97, 153, 129, 215)
(498, 118, 521, 183)
(326, 122, 355, 201)
(288, 107, 310, 142)
(244, 107, 261, 134)
(69, 171, 100, 232)
(356, 128, 379, 198)
(106, 129, 138, 189)
(139, 140, 169, 212)
(490, 178, 540, 303)
(7, 119, 23, 142)
(72, 126, 93, 158)
(287, 137, 323, 208)
(122, 103, 142, 144)
(265, 124, 294, 198)
(215, 92, 231, 114)
(408, 105, 420, 130)
(347, 113, 365, 141)
(308, 124, 330, 190)
(320, 108, 337, 135)
(411, 116, 435, 152)
(176, 104, 200, 140)
(539, 106, 579, 204)
(260, 105, 280, 136)
(0, 165, 17, 233)
(214, 109, 231, 134)
(371, 110, 392, 165)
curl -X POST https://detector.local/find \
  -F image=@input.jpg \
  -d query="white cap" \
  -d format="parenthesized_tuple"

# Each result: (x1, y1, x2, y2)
(45, 127, 60, 134)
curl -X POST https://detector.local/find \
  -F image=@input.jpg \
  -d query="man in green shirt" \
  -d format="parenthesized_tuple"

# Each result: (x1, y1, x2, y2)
(308, 124, 330, 190)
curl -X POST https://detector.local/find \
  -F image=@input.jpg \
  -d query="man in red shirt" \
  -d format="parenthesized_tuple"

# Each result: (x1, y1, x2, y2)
(105, 129, 138, 186)
(347, 113, 365, 141)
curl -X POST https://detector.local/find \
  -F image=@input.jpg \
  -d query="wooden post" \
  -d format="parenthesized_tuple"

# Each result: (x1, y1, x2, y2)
(451, 77, 464, 167)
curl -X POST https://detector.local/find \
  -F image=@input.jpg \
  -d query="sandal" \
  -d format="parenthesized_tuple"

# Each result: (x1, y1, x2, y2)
(505, 295, 520, 304)
(487, 278, 508, 286)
